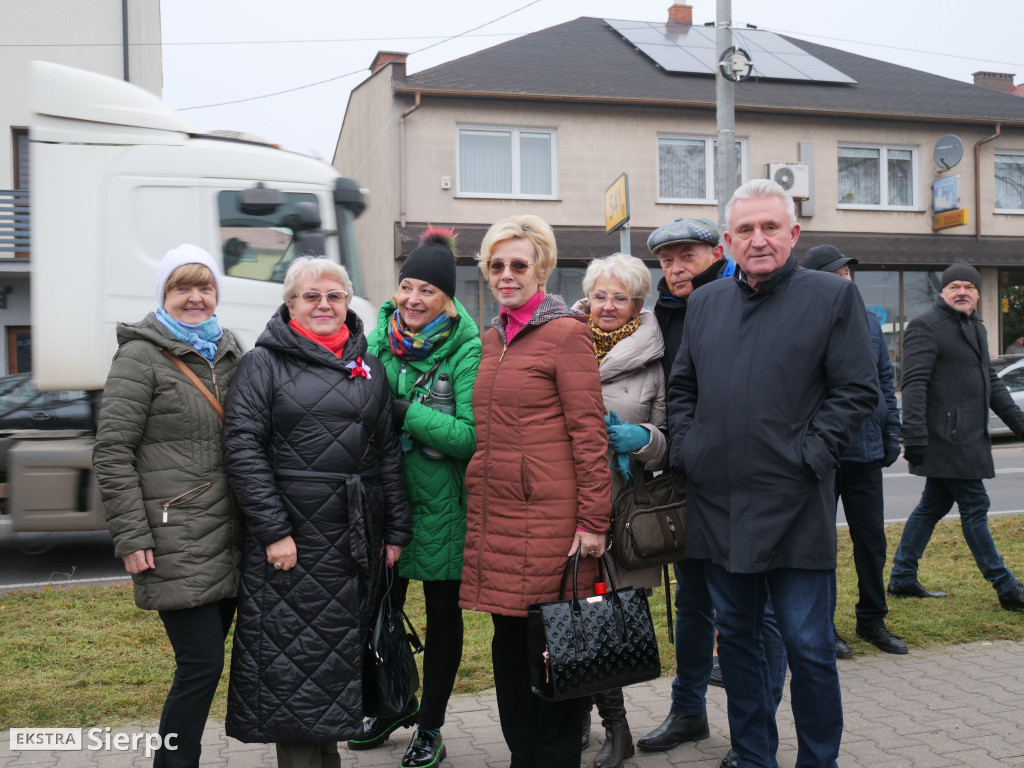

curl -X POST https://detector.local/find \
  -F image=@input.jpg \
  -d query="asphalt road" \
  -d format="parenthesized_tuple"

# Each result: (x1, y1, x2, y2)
(2, 439, 1022, 593)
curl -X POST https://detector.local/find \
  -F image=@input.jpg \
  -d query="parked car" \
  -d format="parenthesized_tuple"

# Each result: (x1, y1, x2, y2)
(990, 358, 1024, 438)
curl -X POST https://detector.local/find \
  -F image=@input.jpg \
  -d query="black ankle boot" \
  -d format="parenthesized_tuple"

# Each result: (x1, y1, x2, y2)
(401, 728, 446, 768)
(592, 688, 633, 768)
(346, 697, 419, 750)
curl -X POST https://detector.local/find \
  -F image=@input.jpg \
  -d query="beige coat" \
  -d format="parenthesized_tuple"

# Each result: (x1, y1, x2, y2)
(575, 302, 667, 589)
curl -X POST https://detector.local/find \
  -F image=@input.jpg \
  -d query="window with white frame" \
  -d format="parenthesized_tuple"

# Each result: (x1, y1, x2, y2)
(457, 126, 557, 198)
(995, 153, 1024, 212)
(658, 136, 745, 203)
(837, 144, 917, 208)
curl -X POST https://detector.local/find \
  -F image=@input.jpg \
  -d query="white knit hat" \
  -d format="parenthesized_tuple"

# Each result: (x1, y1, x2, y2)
(154, 244, 223, 305)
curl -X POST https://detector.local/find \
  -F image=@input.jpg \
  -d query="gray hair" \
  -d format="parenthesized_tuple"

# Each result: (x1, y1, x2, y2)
(582, 253, 651, 301)
(724, 179, 797, 230)
(282, 256, 353, 302)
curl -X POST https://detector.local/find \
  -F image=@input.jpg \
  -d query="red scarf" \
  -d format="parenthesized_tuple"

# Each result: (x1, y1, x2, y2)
(288, 318, 350, 358)
(500, 290, 545, 343)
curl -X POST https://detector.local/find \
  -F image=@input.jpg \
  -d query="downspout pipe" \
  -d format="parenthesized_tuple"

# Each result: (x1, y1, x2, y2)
(975, 123, 1001, 239)
(399, 91, 422, 229)
(121, 0, 130, 81)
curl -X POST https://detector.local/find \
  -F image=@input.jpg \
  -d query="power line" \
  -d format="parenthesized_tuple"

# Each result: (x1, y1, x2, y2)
(178, 0, 543, 111)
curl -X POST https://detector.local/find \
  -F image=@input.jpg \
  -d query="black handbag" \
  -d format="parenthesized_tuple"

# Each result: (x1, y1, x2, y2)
(527, 552, 661, 701)
(609, 468, 687, 570)
(362, 558, 423, 718)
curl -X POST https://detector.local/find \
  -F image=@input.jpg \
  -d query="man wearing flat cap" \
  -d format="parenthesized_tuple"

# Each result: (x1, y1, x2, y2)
(889, 259, 1024, 611)
(639, 218, 780, 768)
(803, 245, 906, 659)
(649, 217, 734, 378)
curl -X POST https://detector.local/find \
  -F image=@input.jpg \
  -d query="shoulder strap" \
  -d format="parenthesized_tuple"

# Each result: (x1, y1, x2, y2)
(160, 348, 225, 423)
(410, 358, 445, 399)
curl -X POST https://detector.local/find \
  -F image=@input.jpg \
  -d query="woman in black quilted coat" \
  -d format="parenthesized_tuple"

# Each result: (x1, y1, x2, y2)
(222, 256, 412, 768)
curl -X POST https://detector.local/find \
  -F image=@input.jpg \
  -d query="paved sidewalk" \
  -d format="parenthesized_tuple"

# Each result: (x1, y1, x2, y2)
(4, 640, 1024, 768)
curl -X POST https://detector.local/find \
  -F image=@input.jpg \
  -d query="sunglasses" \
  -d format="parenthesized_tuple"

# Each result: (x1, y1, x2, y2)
(488, 259, 533, 275)
(295, 290, 348, 304)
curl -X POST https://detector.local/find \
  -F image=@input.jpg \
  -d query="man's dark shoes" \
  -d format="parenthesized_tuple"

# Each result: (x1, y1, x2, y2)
(346, 698, 419, 750)
(709, 656, 725, 687)
(856, 624, 908, 654)
(998, 583, 1024, 612)
(833, 628, 853, 659)
(400, 728, 446, 768)
(636, 711, 709, 752)
(887, 581, 947, 599)
(720, 749, 740, 768)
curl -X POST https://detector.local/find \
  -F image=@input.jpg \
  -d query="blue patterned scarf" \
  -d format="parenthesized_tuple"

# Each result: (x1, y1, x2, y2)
(155, 307, 223, 362)
(386, 310, 454, 361)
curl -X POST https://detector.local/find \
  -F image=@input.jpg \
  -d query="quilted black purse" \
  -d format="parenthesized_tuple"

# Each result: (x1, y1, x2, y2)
(610, 468, 687, 570)
(527, 552, 661, 701)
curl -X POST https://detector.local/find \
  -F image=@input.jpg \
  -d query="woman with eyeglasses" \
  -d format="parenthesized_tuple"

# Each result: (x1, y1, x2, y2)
(572, 253, 667, 768)
(221, 256, 412, 768)
(460, 215, 612, 768)
(94, 245, 242, 768)
(351, 227, 481, 767)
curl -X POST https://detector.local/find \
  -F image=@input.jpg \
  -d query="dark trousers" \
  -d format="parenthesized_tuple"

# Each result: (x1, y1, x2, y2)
(491, 614, 587, 768)
(155, 597, 236, 768)
(393, 578, 464, 729)
(275, 741, 340, 768)
(836, 460, 889, 628)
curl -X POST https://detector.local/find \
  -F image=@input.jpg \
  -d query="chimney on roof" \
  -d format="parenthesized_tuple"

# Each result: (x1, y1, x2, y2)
(668, 4, 693, 24)
(369, 51, 408, 75)
(972, 71, 1015, 92)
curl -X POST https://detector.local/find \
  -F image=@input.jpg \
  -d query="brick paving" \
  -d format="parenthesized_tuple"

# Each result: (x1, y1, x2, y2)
(4, 640, 1023, 768)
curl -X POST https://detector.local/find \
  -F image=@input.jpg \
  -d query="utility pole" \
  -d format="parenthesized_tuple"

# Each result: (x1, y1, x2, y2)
(715, 0, 737, 234)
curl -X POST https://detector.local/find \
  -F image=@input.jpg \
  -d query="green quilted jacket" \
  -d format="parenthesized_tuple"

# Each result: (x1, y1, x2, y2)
(367, 299, 481, 581)
(93, 313, 242, 610)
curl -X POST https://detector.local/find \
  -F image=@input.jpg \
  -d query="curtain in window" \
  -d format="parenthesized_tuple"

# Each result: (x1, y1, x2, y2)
(659, 138, 706, 199)
(460, 130, 512, 194)
(838, 147, 880, 205)
(520, 132, 552, 195)
(15, 130, 30, 189)
(996, 154, 1024, 210)
(887, 149, 912, 206)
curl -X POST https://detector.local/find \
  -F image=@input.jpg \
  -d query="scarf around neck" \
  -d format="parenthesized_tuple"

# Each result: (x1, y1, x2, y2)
(589, 317, 640, 365)
(155, 307, 223, 362)
(387, 309, 454, 360)
(500, 290, 545, 343)
(288, 318, 350, 358)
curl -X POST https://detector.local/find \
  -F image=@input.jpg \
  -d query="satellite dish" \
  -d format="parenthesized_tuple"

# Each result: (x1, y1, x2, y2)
(774, 166, 795, 190)
(934, 135, 964, 170)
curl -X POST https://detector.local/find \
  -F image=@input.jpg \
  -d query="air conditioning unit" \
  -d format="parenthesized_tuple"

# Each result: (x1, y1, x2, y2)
(767, 162, 810, 200)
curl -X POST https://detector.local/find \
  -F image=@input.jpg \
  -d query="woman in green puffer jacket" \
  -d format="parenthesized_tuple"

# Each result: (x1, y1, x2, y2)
(93, 245, 242, 768)
(355, 228, 481, 768)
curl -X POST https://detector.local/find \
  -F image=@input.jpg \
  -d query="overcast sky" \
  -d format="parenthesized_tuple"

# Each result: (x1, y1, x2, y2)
(161, 0, 1022, 161)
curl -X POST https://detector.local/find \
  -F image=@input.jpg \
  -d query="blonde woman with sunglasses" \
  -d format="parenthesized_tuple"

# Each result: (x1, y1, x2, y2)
(460, 215, 613, 768)
(221, 256, 412, 768)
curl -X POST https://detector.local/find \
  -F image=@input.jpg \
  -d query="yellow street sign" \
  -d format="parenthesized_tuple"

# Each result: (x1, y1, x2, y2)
(605, 173, 629, 233)
(933, 208, 968, 231)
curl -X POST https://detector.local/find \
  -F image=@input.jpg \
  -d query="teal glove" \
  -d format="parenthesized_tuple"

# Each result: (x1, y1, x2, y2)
(608, 422, 650, 454)
(605, 411, 633, 480)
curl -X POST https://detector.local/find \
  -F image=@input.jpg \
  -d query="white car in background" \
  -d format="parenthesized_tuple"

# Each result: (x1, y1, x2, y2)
(990, 357, 1024, 438)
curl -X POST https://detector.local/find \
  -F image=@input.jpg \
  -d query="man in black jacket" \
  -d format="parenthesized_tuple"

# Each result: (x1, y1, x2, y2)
(888, 260, 1024, 610)
(667, 179, 877, 767)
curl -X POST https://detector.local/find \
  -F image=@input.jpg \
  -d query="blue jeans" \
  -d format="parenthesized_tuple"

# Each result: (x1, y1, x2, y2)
(704, 563, 841, 768)
(890, 477, 1019, 595)
(670, 559, 786, 716)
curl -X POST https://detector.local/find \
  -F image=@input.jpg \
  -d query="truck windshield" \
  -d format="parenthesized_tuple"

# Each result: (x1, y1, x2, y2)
(218, 191, 319, 283)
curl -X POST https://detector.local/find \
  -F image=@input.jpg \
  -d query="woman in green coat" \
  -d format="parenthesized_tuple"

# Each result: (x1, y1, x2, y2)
(354, 228, 481, 768)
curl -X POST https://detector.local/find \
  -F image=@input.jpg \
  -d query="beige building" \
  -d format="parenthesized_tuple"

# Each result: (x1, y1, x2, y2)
(336, 5, 1024, 373)
(0, 0, 162, 373)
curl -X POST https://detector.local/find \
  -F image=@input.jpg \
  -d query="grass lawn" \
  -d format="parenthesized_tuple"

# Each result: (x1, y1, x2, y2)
(2, 515, 1023, 727)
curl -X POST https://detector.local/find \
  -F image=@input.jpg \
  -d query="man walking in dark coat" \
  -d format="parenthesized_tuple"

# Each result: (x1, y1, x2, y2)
(667, 179, 877, 767)
(803, 245, 907, 658)
(888, 260, 1024, 610)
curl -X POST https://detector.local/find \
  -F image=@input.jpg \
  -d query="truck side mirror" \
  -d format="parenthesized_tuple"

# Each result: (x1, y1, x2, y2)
(334, 177, 366, 219)
(239, 182, 285, 216)
(292, 201, 326, 257)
